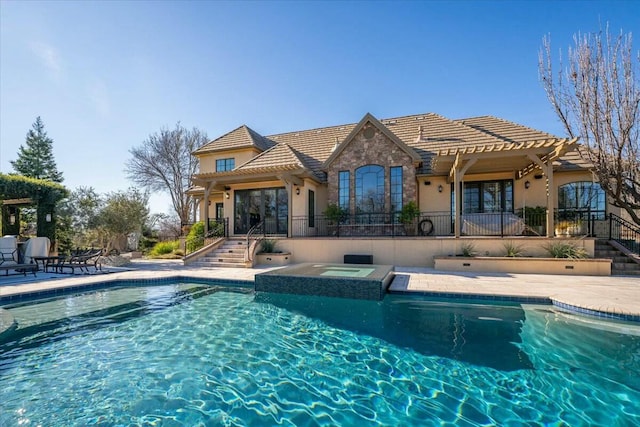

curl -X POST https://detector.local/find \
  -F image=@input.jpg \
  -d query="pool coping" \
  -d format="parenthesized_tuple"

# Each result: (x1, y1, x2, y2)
(1, 264, 639, 323)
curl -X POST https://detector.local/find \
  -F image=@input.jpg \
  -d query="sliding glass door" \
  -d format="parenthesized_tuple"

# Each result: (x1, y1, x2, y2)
(234, 188, 288, 235)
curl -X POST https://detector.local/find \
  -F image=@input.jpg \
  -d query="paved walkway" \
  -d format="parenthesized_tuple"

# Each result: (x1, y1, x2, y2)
(1, 259, 638, 320)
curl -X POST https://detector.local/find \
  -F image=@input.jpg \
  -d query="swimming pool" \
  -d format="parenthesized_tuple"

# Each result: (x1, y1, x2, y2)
(1, 282, 638, 426)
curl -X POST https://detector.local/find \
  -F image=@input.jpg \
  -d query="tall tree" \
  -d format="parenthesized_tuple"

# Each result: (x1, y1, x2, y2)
(539, 27, 640, 225)
(11, 117, 64, 182)
(97, 187, 149, 252)
(126, 123, 206, 224)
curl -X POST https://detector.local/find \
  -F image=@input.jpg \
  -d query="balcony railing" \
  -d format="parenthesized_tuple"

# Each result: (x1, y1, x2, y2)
(290, 209, 608, 238)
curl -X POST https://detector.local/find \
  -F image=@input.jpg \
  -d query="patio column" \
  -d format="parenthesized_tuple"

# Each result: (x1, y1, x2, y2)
(202, 181, 217, 235)
(527, 154, 555, 237)
(450, 155, 477, 238)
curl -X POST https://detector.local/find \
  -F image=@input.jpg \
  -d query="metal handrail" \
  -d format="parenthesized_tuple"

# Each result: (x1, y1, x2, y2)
(245, 220, 265, 262)
(609, 213, 640, 255)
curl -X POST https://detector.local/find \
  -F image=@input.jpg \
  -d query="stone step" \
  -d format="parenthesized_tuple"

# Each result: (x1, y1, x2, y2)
(216, 247, 246, 252)
(612, 270, 640, 276)
(613, 262, 640, 271)
(204, 254, 245, 262)
(192, 261, 250, 268)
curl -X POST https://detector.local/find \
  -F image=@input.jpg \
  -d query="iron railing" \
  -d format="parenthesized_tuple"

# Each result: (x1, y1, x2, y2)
(609, 213, 640, 255)
(290, 209, 608, 238)
(184, 218, 229, 255)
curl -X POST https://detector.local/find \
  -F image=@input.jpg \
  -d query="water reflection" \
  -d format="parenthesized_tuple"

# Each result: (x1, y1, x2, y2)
(255, 292, 533, 371)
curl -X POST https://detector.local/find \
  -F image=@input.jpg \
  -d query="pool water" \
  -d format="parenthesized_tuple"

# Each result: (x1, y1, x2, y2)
(1, 283, 639, 426)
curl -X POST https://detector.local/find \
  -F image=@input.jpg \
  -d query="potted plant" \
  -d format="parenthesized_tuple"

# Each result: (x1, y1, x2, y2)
(398, 201, 420, 235)
(324, 203, 347, 236)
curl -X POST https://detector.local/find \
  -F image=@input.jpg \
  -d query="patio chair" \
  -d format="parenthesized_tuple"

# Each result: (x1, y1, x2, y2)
(0, 236, 18, 265)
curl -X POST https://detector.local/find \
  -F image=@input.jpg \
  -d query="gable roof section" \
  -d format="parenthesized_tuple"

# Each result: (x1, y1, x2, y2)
(193, 125, 273, 155)
(323, 113, 422, 168)
(233, 143, 311, 175)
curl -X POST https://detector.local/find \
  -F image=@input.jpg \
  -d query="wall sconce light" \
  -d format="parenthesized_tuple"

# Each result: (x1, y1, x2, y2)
(225, 192, 230, 199)
(45, 213, 52, 222)
(295, 187, 300, 196)
(438, 185, 443, 193)
(524, 180, 531, 189)
(9, 214, 16, 225)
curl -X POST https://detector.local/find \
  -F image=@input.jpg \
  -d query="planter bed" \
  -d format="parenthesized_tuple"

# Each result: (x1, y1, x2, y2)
(434, 256, 611, 276)
(255, 253, 292, 266)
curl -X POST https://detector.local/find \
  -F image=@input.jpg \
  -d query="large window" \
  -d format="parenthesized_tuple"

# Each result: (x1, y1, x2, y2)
(355, 165, 385, 213)
(216, 158, 235, 172)
(558, 182, 606, 219)
(338, 171, 350, 211)
(390, 166, 403, 212)
(459, 180, 513, 213)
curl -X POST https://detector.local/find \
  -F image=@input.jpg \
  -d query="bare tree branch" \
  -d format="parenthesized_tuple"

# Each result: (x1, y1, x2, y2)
(126, 123, 207, 225)
(539, 26, 640, 225)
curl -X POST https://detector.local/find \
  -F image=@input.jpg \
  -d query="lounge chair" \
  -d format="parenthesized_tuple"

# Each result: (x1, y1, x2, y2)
(0, 236, 37, 276)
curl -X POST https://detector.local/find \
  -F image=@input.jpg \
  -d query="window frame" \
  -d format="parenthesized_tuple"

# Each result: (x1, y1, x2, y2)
(216, 158, 235, 172)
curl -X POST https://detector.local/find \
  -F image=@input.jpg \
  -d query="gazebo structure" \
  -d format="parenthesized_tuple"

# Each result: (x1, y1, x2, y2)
(0, 173, 68, 244)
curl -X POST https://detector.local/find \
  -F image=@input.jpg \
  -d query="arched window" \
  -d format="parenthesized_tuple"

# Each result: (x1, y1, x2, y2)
(558, 182, 606, 219)
(355, 165, 385, 214)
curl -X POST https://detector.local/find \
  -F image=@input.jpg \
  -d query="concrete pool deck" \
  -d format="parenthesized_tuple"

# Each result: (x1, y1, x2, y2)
(0, 259, 638, 321)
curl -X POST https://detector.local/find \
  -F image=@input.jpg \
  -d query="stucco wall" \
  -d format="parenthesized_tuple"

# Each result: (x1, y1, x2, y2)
(198, 148, 260, 173)
(273, 237, 595, 268)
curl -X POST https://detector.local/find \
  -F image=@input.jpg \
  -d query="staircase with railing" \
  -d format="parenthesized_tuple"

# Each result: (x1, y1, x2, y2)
(609, 213, 640, 256)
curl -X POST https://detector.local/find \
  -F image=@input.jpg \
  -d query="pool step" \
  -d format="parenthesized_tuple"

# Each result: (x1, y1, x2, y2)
(594, 240, 640, 276)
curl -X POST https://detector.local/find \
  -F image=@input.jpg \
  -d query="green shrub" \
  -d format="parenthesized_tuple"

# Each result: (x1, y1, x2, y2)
(186, 222, 205, 253)
(149, 240, 180, 257)
(398, 201, 420, 225)
(324, 203, 347, 224)
(544, 242, 588, 259)
(503, 241, 525, 257)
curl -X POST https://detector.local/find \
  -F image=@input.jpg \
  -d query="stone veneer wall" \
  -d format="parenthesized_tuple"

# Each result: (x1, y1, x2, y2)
(326, 123, 417, 213)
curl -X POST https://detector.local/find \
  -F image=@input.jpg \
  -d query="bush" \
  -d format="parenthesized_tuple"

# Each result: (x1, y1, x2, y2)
(148, 240, 180, 257)
(398, 201, 420, 224)
(544, 242, 588, 259)
(260, 239, 278, 253)
(186, 222, 205, 253)
(324, 203, 347, 224)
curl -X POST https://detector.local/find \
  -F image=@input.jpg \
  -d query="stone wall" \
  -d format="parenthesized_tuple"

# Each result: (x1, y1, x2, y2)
(326, 123, 417, 214)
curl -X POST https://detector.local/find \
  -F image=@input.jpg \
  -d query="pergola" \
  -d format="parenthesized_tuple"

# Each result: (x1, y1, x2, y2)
(0, 173, 68, 243)
(431, 138, 579, 237)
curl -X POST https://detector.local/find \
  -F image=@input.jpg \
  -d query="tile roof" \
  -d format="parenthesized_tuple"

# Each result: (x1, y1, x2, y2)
(234, 143, 312, 175)
(193, 125, 273, 154)
(194, 112, 587, 181)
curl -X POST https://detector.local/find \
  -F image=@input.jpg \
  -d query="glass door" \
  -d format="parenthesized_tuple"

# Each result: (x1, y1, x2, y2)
(234, 188, 288, 235)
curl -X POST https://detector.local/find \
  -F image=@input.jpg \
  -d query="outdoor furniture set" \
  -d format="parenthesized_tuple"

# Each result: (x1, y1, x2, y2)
(35, 248, 104, 274)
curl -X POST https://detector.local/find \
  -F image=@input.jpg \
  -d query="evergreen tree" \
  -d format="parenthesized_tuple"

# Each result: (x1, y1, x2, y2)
(11, 117, 64, 182)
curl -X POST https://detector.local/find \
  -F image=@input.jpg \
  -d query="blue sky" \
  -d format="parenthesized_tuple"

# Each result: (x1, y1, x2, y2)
(1, 0, 638, 215)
